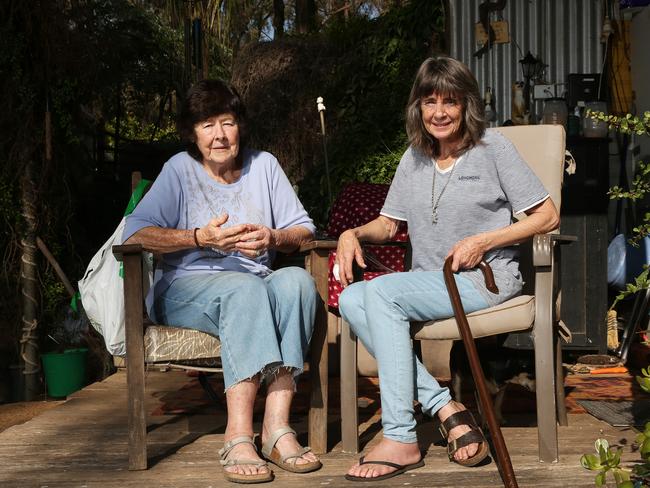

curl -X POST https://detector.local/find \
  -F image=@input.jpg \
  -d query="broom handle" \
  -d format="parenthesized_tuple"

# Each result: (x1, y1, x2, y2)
(36, 236, 76, 298)
(443, 257, 518, 488)
(316, 96, 332, 205)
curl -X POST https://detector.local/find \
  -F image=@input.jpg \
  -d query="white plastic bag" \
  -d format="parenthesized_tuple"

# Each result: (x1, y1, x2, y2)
(78, 219, 153, 356)
(79, 179, 152, 356)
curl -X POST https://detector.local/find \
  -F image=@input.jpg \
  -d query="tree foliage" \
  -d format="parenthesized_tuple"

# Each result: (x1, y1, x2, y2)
(0, 0, 444, 373)
(595, 110, 650, 308)
(0, 0, 184, 363)
(233, 0, 445, 225)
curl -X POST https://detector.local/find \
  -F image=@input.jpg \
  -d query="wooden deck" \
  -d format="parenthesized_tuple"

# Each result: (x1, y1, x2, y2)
(0, 369, 641, 487)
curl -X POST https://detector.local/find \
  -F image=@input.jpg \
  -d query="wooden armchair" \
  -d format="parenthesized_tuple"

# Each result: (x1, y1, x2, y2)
(112, 175, 330, 470)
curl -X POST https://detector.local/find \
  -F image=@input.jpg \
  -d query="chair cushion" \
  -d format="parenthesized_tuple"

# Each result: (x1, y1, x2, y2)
(327, 249, 406, 309)
(144, 325, 221, 363)
(412, 294, 535, 340)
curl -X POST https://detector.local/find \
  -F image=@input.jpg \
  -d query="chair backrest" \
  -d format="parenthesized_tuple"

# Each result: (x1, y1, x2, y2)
(491, 125, 566, 218)
(492, 125, 566, 295)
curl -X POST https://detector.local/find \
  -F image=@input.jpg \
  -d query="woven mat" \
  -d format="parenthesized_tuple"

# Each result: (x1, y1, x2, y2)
(564, 373, 644, 413)
(577, 399, 650, 427)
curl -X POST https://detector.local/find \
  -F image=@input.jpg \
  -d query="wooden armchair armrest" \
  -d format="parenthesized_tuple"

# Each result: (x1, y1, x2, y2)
(112, 244, 145, 302)
(113, 243, 145, 259)
(299, 239, 338, 252)
(299, 238, 407, 252)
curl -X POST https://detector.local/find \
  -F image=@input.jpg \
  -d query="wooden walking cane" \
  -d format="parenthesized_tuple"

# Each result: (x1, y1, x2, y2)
(442, 257, 518, 488)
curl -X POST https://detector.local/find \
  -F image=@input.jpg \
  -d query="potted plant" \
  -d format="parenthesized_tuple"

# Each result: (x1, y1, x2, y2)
(41, 304, 88, 398)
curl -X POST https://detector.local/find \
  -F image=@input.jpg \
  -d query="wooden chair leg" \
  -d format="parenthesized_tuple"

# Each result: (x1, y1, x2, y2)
(307, 249, 329, 454)
(123, 253, 147, 470)
(126, 353, 147, 470)
(327, 310, 339, 344)
(340, 319, 359, 453)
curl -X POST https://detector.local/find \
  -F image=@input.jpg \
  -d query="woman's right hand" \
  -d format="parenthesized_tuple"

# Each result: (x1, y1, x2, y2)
(196, 213, 253, 253)
(335, 229, 366, 288)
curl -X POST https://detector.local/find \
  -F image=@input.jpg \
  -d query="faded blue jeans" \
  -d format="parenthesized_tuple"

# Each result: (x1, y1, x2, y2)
(152, 267, 318, 390)
(338, 271, 489, 444)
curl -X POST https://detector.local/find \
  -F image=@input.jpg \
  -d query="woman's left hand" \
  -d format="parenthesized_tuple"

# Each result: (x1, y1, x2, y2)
(446, 234, 489, 272)
(236, 224, 276, 259)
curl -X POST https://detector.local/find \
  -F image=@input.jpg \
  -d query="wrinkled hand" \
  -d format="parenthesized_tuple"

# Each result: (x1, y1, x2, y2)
(235, 224, 275, 259)
(197, 213, 253, 253)
(446, 234, 489, 272)
(335, 229, 366, 288)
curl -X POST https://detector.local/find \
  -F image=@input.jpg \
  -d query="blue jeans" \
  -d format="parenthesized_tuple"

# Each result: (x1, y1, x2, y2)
(152, 267, 318, 390)
(338, 271, 489, 443)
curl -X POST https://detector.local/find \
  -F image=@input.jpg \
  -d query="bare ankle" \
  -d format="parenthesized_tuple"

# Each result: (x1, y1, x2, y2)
(224, 430, 254, 441)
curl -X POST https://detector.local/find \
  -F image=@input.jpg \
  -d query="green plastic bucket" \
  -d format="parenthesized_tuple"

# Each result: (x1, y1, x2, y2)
(41, 348, 88, 397)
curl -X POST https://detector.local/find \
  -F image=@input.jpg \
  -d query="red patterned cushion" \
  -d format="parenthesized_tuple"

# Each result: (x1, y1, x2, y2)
(326, 182, 409, 311)
(326, 182, 408, 241)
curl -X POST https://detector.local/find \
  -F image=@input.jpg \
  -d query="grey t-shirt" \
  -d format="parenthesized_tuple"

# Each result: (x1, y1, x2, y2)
(381, 130, 549, 306)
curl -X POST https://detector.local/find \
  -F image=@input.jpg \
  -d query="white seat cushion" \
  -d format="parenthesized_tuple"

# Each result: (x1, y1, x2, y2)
(412, 294, 535, 340)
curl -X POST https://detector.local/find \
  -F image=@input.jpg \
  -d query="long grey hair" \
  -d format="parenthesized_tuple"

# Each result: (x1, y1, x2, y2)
(405, 56, 486, 159)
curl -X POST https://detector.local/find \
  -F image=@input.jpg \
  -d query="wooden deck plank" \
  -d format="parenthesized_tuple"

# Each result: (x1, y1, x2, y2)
(0, 369, 640, 488)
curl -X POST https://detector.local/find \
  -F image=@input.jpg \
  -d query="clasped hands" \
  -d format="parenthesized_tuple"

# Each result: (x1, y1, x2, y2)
(195, 213, 275, 259)
(335, 230, 489, 287)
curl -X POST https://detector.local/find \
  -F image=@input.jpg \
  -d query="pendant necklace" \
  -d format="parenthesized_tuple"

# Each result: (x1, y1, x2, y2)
(431, 157, 459, 224)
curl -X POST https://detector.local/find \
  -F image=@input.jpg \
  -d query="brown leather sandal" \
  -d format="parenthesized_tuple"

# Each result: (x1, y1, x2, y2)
(439, 409, 490, 467)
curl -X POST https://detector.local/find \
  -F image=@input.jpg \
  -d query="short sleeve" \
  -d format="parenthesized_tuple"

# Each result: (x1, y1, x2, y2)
(268, 155, 316, 234)
(122, 162, 183, 242)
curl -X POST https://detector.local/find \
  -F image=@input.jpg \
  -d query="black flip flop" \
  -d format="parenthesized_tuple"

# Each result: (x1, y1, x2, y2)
(344, 456, 425, 482)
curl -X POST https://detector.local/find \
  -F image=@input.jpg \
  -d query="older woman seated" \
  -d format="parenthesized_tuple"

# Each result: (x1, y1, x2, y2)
(336, 56, 559, 482)
(123, 79, 322, 484)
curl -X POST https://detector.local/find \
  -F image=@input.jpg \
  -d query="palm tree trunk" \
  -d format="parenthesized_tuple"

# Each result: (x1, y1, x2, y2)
(20, 151, 41, 401)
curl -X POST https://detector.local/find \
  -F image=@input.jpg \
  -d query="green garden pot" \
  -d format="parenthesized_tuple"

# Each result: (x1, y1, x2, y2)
(41, 348, 88, 397)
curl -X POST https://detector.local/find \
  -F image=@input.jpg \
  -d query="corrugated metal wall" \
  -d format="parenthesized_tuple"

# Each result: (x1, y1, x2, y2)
(449, 0, 605, 126)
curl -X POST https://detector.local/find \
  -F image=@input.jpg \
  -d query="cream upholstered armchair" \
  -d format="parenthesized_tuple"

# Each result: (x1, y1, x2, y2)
(338, 124, 575, 463)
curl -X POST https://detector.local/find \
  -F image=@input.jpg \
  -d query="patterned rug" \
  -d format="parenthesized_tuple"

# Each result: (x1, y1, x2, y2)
(151, 371, 646, 418)
(565, 373, 645, 413)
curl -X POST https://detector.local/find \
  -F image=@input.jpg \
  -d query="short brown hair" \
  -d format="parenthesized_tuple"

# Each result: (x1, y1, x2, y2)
(177, 79, 248, 162)
(405, 56, 485, 159)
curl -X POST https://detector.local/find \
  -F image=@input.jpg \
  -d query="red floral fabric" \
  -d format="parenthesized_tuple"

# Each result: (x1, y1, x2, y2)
(326, 182, 408, 241)
(326, 183, 408, 310)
